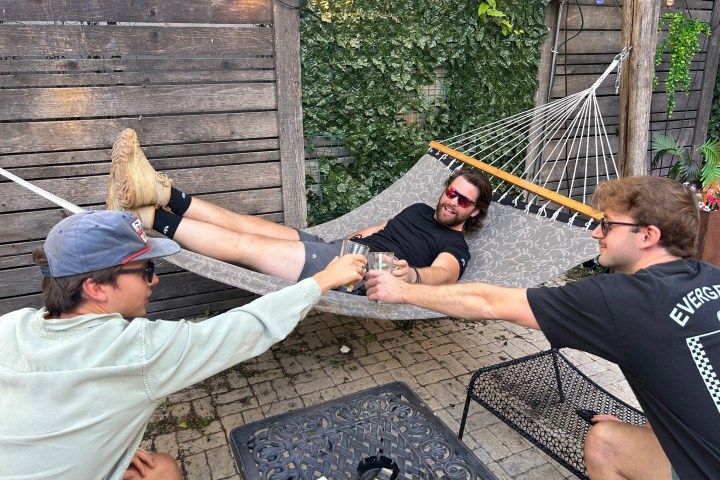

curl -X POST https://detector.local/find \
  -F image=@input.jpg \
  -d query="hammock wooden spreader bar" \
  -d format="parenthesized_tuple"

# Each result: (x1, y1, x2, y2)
(429, 141, 603, 221)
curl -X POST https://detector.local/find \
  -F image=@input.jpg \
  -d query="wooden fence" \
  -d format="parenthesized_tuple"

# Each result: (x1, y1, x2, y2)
(535, 0, 718, 192)
(0, 0, 304, 319)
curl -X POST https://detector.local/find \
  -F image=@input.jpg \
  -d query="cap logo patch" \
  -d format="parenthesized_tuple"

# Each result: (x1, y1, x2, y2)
(131, 217, 148, 243)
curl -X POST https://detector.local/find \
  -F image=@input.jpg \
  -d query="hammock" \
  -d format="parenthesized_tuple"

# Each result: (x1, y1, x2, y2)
(0, 54, 625, 320)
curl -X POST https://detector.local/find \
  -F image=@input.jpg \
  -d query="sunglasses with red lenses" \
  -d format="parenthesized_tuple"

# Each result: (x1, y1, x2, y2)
(444, 186, 477, 208)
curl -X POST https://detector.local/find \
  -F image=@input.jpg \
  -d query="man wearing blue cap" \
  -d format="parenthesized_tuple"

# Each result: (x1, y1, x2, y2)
(0, 210, 365, 480)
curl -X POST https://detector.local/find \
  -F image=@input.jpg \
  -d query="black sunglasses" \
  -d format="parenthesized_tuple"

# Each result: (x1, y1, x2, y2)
(118, 260, 156, 283)
(445, 185, 477, 208)
(599, 218, 641, 237)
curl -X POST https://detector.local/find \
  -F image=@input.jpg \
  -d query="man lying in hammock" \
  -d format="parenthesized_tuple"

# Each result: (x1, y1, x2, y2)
(365, 175, 720, 479)
(106, 128, 492, 293)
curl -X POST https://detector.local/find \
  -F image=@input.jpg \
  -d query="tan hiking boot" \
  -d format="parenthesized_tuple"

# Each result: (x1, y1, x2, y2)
(105, 168, 156, 227)
(129, 205, 156, 230)
(108, 128, 172, 210)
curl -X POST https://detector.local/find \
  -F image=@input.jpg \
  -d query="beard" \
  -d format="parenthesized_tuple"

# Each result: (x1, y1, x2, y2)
(435, 201, 468, 229)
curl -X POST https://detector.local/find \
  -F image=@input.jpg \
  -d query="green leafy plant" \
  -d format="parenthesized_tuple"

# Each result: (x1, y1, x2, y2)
(300, 0, 549, 225)
(478, 0, 522, 36)
(655, 12, 711, 118)
(652, 133, 720, 210)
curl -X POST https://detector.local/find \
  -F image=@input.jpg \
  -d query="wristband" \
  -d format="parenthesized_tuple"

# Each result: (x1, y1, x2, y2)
(411, 266, 422, 284)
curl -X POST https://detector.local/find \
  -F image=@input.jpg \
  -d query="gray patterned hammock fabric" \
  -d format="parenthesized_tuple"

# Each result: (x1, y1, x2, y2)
(165, 151, 599, 320)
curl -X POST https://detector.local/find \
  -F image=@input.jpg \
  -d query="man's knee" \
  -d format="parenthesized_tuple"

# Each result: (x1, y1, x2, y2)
(584, 421, 618, 471)
(155, 453, 183, 479)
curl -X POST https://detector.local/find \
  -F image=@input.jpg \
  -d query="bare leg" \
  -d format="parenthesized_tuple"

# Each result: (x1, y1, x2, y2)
(173, 217, 306, 280)
(584, 420, 671, 479)
(183, 197, 301, 240)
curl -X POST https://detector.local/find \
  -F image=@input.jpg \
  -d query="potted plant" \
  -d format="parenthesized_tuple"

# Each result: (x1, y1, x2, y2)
(652, 133, 720, 265)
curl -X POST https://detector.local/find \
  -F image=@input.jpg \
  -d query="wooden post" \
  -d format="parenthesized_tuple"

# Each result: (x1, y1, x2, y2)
(692, 2, 720, 151)
(273, 0, 307, 228)
(618, 0, 662, 177)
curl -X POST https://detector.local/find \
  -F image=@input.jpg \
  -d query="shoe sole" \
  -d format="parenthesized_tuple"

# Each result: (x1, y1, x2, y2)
(109, 128, 170, 210)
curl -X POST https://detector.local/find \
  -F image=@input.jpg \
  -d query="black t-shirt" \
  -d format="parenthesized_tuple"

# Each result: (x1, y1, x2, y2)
(527, 260, 720, 479)
(357, 203, 470, 279)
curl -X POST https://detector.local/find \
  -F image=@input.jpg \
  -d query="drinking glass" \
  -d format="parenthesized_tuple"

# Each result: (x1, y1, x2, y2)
(340, 239, 370, 291)
(370, 252, 396, 272)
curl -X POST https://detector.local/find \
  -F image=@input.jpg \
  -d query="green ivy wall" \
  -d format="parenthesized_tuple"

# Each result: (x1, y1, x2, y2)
(300, 0, 550, 225)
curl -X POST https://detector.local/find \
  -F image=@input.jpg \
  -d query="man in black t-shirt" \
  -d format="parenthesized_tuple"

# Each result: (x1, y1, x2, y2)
(366, 175, 720, 479)
(105, 128, 492, 289)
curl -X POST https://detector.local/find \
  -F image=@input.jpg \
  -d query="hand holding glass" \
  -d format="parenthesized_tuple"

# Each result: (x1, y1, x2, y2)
(370, 252, 396, 272)
(340, 239, 370, 291)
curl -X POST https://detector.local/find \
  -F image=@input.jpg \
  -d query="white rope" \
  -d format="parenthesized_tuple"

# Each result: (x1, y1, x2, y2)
(0, 167, 85, 214)
(438, 54, 623, 223)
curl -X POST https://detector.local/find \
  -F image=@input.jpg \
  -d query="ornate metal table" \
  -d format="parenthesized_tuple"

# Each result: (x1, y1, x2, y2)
(230, 381, 497, 480)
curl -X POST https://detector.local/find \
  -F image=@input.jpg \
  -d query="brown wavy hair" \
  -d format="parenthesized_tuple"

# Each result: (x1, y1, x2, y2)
(32, 249, 123, 317)
(592, 176, 699, 258)
(445, 168, 492, 233)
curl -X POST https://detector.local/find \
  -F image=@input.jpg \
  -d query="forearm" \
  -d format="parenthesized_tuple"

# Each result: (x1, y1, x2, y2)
(409, 266, 456, 285)
(400, 282, 493, 318)
(399, 282, 539, 329)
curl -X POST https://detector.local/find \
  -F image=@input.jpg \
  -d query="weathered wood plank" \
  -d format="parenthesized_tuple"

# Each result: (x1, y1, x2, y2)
(564, 4, 622, 31)
(0, 84, 276, 121)
(146, 292, 258, 321)
(557, 31, 622, 55)
(0, 163, 282, 213)
(558, 53, 625, 66)
(0, 266, 42, 298)
(0, 112, 279, 154)
(0, 268, 256, 314)
(577, 90, 701, 118)
(273, 0, 306, 229)
(691, 2, 720, 149)
(148, 271, 247, 301)
(557, 58, 706, 76)
(567, 0, 713, 8)
(0, 289, 258, 320)
(0, 241, 46, 265)
(550, 73, 620, 97)
(0, 294, 43, 315)
(563, 4, 711, 30)
(551, 68, 703, 98)
(5, 150, 281, 182)
(0, 139, 280, 168)
(1, 69, 276, 88)
(0, 57, 274, 74)
(0, 210, 284, 257)
(0, 25, 274, 57)
(0, 0, 272, 24)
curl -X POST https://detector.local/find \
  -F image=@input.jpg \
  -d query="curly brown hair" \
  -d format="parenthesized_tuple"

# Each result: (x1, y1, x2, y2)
(445, 168, 492, 233)
(592, 176, 699, 258)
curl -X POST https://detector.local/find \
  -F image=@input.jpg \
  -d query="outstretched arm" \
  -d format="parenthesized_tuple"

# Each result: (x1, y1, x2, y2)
(365, 270, 540, 330)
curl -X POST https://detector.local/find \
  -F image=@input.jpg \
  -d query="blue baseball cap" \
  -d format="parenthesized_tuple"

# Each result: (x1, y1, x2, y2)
(41, 210, 181, 278)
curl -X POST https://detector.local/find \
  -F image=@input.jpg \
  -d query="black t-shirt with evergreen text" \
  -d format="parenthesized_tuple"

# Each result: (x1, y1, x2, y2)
(528, 260, 720, 479)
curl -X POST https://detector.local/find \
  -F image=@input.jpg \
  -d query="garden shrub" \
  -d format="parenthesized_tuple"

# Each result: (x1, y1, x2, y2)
(301, 0, 550, 225)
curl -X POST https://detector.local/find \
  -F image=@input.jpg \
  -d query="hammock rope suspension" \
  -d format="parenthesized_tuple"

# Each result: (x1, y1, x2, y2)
(433, 51, 627, 224)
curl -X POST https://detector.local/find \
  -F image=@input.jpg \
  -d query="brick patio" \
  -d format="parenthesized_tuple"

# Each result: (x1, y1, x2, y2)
(141, 299, 639, 479)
